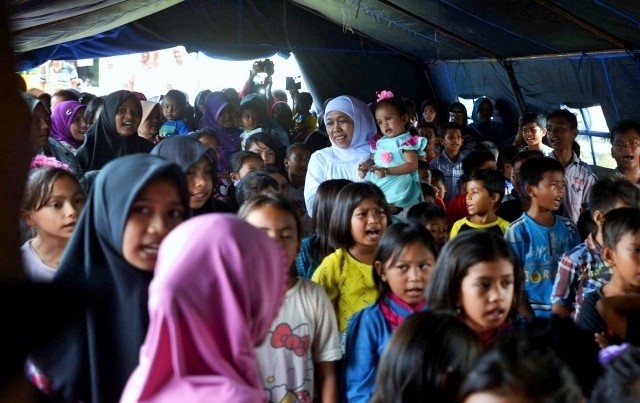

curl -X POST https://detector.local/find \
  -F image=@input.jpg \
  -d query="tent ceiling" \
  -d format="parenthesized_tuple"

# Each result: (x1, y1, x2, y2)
(10, 0, 182, 52)
(10, 1, 640, 62)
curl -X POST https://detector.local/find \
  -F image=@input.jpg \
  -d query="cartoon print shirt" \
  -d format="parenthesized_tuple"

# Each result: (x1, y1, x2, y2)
(255, 279, 342, 403)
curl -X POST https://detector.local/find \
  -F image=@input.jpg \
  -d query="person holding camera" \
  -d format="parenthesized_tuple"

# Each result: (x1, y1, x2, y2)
(239, 59, 275, 105)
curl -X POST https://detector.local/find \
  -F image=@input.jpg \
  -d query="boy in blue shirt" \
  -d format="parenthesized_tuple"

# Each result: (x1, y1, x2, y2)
(504, 157, 581, 318)
(159, 89, 190, 138)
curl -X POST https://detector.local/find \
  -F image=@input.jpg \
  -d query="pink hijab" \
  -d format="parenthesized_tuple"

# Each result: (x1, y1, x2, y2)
(120, 214, 288, 402)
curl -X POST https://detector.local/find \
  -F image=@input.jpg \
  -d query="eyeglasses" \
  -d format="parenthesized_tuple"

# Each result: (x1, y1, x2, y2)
(449, 111, 465, 116)
(613, 139, 640, 150)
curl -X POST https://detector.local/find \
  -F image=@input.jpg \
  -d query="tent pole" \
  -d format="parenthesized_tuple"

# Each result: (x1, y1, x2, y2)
(498, 59, 526, 116)
(440, 48, 634, 63)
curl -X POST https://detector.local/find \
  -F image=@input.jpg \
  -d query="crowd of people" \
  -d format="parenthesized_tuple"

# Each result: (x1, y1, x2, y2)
(12, 59, 640, 402)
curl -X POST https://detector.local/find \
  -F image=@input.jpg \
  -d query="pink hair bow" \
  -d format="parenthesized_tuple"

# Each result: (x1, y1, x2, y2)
(376, 90, 395, 102)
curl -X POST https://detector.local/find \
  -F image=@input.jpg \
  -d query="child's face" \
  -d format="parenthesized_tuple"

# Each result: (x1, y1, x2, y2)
(418, 168, 431, 184)
(217, 105, 235, 128)
(186, 157, 215, 209)
(121, 177, 186, 271)
(116, 98, 142, 137)
(477, 101, 493, 123)
(604, 230, 640, 289)
(425, 217, 448, 250)
(418, 127, 436, 143)
(240, 109, 261, 131)
(611, 130, 640, 172)
(162, 96, 184, 121)
(350, 197, 388, 248)
(234, 158, 264, 181)
(522, 122, 546, 148)
(459, 258, 514, 334)
(527, 171, 565, 212)
(376, 241, 436, 305)
(244, 205, 300, 270)
(26, 175, 85, 241)
(432, 180, 447, 200)
(30, 104, 51, 149)
(375, 104, 408, 138)
(510, 159, 525, 195)
(199, 135, 220, 158)
(546, 116, 577, 152)
(443, 129, 464, 155)
(423, 105, 436, 123)
(248, 141, 276, 165)
(70, 109, 88, 142)
(269, 172, 289, 197)
(284, 148, 311, 178)
(466, 180, 498, 217)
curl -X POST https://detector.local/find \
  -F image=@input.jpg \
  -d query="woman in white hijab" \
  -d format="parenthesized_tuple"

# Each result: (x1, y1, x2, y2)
(304, 95, 377, 213)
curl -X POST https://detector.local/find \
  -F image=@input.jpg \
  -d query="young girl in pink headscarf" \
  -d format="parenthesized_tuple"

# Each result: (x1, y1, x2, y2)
(120, 215, 288, 402)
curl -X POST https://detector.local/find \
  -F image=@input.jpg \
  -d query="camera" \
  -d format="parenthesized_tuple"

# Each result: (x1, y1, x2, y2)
(286, 76, 302, 91)
(253, 59, 275, 76)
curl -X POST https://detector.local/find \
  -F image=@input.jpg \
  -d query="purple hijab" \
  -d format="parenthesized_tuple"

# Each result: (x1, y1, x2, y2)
(51, 100, 85, 149)
(201, 91, 241, 171)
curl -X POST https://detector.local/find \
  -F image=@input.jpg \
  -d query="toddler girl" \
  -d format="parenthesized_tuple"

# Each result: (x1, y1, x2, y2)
(20, 164, 85, 282)
(426, 230, 523, 346)
(151, 135, 220, 215)
(296, 179, 352, 279)
(311, 182, 391, 334)
(344, 222, 438, 402)
(50, 100, 87, 154)
(29, 154, 189, 402)
(121, 215, 287, 402)
(359, 91, 426, 211)
(240, 193, 341, 403)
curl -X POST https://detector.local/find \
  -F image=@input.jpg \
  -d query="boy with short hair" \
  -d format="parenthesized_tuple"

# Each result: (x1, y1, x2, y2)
(417, 160, 431, 184)
(417, 122, 439, 161)
(546, 109, 597, 223)
(609, 119, 640, 186)
(521, 112, 553, 154)
(429, 122, 465, 204)
(504, 157, 581, 318)
(159, 89, 190, 138)
(450, 169, 509, 238)
(407, 202, 449, 252)
(293, 92, 317, 139)
(446, 149, 496, 226)
(551, 176, 640, 321)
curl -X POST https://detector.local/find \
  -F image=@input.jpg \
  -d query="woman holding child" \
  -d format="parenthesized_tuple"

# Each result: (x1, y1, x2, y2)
(304, 95, 377, 213)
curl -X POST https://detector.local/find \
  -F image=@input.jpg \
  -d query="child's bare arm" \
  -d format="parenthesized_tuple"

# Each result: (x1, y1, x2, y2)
(315, 361, 338, 403)
(371, 150, 419, 177)
(358, 155, 375, 178)
(552, 304, 573, 318)
(518, 290, 536, 319)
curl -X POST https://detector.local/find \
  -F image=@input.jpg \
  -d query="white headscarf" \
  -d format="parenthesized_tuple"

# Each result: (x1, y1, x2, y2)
(324, 95, 376, 162)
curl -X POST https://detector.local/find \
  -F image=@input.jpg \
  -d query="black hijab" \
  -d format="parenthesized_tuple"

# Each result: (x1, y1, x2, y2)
(76, 90, 154, 171)
(31, 154, 189, 403)
(151, 135, 231, 214)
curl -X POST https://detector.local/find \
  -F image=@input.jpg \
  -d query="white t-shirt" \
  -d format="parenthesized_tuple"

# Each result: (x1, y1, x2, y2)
(21, 240, 56, 282)
(255, 279, 342, 402)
